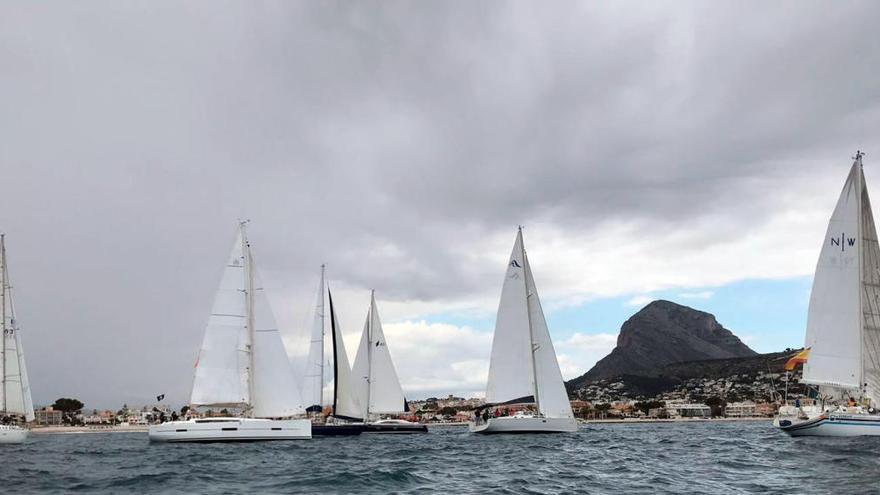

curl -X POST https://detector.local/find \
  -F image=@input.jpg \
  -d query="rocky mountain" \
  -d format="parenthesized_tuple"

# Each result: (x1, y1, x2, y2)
(569, 300, 757, 388)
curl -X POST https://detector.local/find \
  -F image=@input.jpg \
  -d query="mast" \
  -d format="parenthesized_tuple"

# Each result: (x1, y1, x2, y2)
(241, 221, 256, 416)
(320, 264, 326, 408)
(519, 227, 541, 413)
(857, 151, 866, 400)
(1, 234, 6, 414)
(366, 290, 374, 421)
(329, 287, 339, 415)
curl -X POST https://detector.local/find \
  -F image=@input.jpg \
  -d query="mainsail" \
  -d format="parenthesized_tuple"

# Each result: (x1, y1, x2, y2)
(302, 266, 327, 411)
(0, 235, 35, 422)
(350, 292, 406, 420)
(485, 228, 573, 419)
(190, 224, 304, 417)
(803, 153, 880, 405)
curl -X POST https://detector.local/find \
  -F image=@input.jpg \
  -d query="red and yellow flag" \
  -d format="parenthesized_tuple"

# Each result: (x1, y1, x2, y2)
(784, 348, 810, 371)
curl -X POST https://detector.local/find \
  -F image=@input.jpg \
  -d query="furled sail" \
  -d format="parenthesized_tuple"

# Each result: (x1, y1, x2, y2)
(485, 228, 572, 419)
(330, 289, 362, 419)
(0, 236, 35, 422)
(350, 292, 406, 419)
(302, 268, 326, 411)
(190, 231, 250, 407)
(250, 264, 305, 418)
(803, 161, 863, 390)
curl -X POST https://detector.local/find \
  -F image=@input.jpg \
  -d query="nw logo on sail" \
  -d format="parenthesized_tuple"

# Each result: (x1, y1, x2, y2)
(830, 232, 857, 252)
(510, 260, 522, 268)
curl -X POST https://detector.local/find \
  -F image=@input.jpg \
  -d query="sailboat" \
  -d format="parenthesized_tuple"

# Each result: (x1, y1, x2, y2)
(149, 222, 311, 442)
(0, 235, 35, 444)
(775, 152, 880, 436)
(301, 265, 362, 436)
(470, 227, 577, 434)
(349, 291, 426, 433)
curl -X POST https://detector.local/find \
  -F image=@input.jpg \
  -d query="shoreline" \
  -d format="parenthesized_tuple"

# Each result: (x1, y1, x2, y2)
(31, 425, 149, 434)
(28, 417, 771, 434)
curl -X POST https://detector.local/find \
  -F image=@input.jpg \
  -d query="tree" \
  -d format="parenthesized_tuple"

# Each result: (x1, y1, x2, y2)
(438, 406, 457, 417)
(52, 398, 84, 413)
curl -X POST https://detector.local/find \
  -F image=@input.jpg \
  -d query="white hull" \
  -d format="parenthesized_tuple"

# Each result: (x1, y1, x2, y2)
(469, 416, 577, 434)
(0, 425, 28, 444)
(149, 417, 311, 442)
(775, 412, 880, 437)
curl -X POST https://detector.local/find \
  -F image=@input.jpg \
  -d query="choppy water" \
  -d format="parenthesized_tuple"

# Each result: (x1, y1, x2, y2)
(2, 421, 879, 494)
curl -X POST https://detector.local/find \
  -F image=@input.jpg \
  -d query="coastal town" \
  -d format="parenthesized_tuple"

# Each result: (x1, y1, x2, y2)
(25, 390, 789, 432)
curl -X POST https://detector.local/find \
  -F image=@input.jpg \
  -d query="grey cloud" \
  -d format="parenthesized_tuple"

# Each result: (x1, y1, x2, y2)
(1, 1, 879, 407)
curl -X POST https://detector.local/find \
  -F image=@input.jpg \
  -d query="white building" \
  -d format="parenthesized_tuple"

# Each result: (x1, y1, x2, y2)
(665, 401, 710, 419)
(725, 401, 757, 418)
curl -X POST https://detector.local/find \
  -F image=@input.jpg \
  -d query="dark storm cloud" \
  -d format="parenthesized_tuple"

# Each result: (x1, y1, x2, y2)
(1, 1, 879, 406)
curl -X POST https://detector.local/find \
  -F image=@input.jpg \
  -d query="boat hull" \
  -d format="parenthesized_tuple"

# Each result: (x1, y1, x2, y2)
(775, 412, 880, 437)
(469, 416, 578, 434)
(0, 425, 28, 444)
(311, 424, 364, 436)
(363, 420, 427, 434)
(148, 418, 311, 442)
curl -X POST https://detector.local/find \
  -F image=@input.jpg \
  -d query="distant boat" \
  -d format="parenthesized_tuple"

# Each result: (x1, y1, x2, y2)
(470, 227, 577, 434)
(301, 265, 362, 436)
(0, 235, 35, 444)
(149, 222, 311, 442)
(775, 152, 880, 436)
(348, 291, 426, 433)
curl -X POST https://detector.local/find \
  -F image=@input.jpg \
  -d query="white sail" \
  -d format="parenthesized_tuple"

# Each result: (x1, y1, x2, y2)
(350, 293, 406, 419)
(350, 312, 371, 420)
(860, 165, 880, 404)
(0, 237, 35, 422)
(486, 230, 537, 404)
(302, 267, 326, 410)
(524, 250, 574, 419)
(250, 265, 305, 418)
(485, 228, 572, 419)
(366, 294, 406, 414)
(329, 288, 362, 419)
(190, 231, 250, 407)
(803, 161, 863, 390)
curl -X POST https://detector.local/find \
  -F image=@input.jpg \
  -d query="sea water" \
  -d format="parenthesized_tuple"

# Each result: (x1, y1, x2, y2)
(1, 421, 878, 494)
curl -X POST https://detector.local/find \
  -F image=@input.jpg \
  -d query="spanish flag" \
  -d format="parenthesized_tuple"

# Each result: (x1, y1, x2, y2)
(784, 348, 810, 371)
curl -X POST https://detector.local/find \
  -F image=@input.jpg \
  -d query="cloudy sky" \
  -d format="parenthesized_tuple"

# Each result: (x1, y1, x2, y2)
(2, 1, 880, 409)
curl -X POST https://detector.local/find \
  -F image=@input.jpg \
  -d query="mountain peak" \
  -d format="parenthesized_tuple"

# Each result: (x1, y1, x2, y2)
(572, 299, 756, 385)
